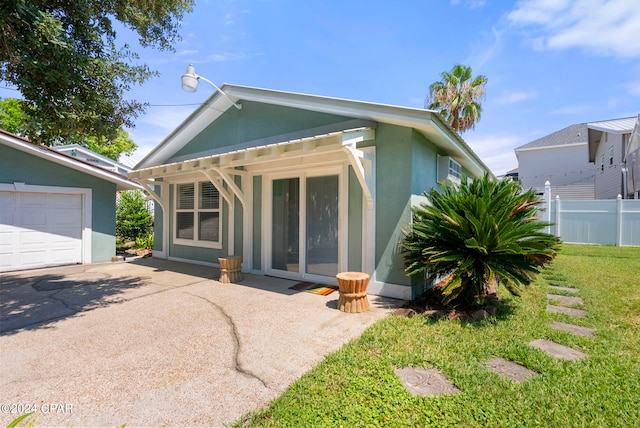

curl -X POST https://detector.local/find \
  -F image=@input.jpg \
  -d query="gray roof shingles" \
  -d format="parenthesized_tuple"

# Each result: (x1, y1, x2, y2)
(516, 123, 588, 150)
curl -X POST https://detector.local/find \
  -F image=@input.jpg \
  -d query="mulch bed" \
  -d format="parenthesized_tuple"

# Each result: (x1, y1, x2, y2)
(393, 281, 499, 322)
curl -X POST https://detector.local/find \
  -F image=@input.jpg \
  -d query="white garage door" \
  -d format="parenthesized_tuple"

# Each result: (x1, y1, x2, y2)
(0, 190, 83, 272)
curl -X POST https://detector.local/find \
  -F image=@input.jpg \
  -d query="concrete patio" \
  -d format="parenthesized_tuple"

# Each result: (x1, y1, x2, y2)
(0, 258, 401, 427)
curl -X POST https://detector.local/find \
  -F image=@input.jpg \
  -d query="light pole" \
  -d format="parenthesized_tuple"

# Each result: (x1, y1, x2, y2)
(181, 64, 242, 110)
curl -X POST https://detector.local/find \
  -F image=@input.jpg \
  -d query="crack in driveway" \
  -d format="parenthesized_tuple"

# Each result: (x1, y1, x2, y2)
(185, 291, 269, 389)
(2, 274, 211, 334)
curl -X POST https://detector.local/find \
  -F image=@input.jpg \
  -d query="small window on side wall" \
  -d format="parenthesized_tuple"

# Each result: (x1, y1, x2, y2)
(174, 181, 221, 248)
(609, 146, 614, 166)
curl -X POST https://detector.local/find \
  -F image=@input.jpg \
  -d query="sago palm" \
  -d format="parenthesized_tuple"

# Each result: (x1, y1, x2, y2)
(426, 64, 487, 133)
(402, 174, 561, 307)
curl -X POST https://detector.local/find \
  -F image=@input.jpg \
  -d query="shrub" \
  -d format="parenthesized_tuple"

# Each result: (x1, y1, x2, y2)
(135, 233, 154, 250)
(402, 174, 561, 307)
(116, 190, 153, 242)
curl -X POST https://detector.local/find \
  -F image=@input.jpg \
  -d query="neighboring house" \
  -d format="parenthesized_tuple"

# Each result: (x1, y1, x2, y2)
(500, 167, 518, 181)
(0, 130, 140, 272)
(515, 123, 595, 199)
(54, 144, 132, 175)
(626, 115, 640, 198)
(587, 116, 639, 199)
(129, 85, 492, 300)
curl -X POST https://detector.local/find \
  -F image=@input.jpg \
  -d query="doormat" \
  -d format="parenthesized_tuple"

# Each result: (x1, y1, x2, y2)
(289, 281, 338, 296)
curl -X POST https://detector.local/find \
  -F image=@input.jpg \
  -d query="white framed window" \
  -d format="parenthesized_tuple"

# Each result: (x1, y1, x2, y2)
(448, 158, 462, 179)
(609, 146, 614, 166)
(174, 181, 221, 248)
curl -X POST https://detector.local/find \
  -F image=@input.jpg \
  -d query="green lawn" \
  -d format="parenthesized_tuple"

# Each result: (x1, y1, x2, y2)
(235, 245, 640, 427)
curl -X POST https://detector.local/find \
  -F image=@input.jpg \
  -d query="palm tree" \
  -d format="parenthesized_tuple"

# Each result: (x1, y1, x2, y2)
(426, 64, 487, 133)
(402, 175, 561, 307)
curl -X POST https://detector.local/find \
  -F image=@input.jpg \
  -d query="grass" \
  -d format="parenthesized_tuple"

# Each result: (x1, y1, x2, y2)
(235, 244, 640, 427)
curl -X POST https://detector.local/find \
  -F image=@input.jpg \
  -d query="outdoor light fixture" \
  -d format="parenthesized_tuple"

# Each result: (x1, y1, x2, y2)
(181, 64, 242, 110)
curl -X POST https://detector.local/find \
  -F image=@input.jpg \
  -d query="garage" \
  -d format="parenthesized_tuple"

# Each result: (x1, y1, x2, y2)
(1, 129, 140, 272)
(0, 189, 86, 272)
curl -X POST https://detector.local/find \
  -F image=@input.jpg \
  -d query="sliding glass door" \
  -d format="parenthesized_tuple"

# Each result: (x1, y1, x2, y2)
(270, 173, 340, 278)
(305, 175, 338, 276)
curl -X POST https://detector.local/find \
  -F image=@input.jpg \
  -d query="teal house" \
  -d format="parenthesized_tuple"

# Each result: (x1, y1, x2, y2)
(130, 86, 492, 299)
(0, 130, 140, 272)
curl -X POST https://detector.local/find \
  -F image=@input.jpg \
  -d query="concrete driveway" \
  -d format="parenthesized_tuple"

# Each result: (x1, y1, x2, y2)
(0, 258, 401, 427)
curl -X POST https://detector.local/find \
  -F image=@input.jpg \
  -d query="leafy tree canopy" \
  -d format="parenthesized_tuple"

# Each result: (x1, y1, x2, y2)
(426, 64, 488, 133)
(0, 97, 136, 160)
(0, 97, 26, 135)
(0, 0, 193, 145)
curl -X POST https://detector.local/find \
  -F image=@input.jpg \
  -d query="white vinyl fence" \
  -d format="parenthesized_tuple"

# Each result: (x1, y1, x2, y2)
(541, 181, 640, 246)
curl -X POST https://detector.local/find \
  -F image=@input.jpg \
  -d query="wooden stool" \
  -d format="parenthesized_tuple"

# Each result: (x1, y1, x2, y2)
(336, 272, 370, 313)
(218, 256, 243, 283)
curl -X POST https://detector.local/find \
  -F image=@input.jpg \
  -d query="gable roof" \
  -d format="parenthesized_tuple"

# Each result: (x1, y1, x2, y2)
(0, 129, 140, 191)
(136, 84, 492, 178)
(515, 123, 588, 152)
(54, 144, 132, 175)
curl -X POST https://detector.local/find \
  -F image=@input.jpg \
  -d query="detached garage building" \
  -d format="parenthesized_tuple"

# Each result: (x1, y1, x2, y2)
(0, 129, 140, 272)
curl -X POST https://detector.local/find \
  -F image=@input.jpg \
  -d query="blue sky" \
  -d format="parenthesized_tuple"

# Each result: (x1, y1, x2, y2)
(6, 0, 640, 175)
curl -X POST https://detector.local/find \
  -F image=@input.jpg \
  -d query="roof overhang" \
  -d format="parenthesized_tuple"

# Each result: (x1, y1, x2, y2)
(130, 125, 374, 181)
(135, 84, 493, 179)
(514, 141, 587, 153)
(0, 130, 140, 191)
(131, 125, 378, 209)
(587, 117, 636, 162)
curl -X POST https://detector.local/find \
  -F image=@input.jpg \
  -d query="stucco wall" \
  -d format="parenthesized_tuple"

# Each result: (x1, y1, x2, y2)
(1, 144, 117, 263)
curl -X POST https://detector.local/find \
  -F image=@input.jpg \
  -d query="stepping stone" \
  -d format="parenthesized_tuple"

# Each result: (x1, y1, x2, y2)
(529, 339, 587, 360)
(547, 294, 583, 305)
(485, 357, 537, 383)
(551, 321, 595, 337)
(394, 367, 460, 396)
(547, 304, 587, 317)
(548, 285, 579, 294)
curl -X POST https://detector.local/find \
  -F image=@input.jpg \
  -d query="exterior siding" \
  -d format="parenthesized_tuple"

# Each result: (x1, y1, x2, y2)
(169, 101, 353, 160)
(373, 124, 413, 288)
(252, 175, 262, 271)
(167, 183, 229, 264)
(1, 144, 117, 263)
(517, 143, 594, 196)
(411, 130, 439, 195)
(595, 133, 626, 199)
(152, 181, 164, 254)
(347, 167, 363, 272)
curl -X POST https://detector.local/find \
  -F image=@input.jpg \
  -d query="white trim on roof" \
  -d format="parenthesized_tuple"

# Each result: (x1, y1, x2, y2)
(587, 117, 636, 134)
(1, 132, 140, 191)
(514, 141, 588, 153)
(135, 84, 493, 179)
(54, 144, 132, 173)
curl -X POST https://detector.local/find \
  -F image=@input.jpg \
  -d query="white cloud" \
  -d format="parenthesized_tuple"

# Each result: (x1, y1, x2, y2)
(465, 134, 521, 175)
(508, 0, 640, 58)
(176, 49, 199, 56)
(139, 105, 195, 131)
(468, 26, 504, 69)
(496, 90, 537, 105)
(547, 104, 591, 116)
(451, 0, 486, 8)
(625, 78, 640, 96)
